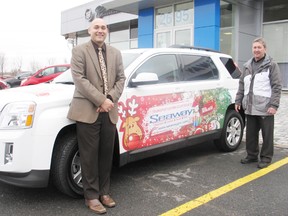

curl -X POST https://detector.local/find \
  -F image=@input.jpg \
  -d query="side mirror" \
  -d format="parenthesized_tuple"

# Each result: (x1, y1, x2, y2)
(130, 72, 159, 87)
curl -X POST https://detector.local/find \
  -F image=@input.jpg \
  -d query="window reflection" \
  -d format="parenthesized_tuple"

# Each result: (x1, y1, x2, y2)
(175, 29, 191, 46)
(75, 20, 138, 50)
(174, 2, 193, 26)
(133, 55, 179, 83)
(155, 6, 173, 29)
(220, 1, 234, 58)
(155, 2, 194, 48)
(263, 23, 288, 63)
(182, 55, 219, 81)
(156, 32, 171, 48)
(264, 0, 288, 22)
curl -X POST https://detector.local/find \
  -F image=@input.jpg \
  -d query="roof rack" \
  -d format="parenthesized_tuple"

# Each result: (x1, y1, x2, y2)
(169, 45, 220, 53)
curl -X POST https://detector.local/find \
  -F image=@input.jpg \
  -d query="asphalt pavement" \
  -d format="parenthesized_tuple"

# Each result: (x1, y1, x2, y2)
(0, 93, 287, 216)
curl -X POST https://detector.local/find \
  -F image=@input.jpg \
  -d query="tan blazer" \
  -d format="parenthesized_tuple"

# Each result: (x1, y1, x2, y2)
(67, 41, 126, 124)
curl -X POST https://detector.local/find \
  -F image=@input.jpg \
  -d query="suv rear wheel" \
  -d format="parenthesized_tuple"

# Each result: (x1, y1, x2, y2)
(214, 110, 244, 152)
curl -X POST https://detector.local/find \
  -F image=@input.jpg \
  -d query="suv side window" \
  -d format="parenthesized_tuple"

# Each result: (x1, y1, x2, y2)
(220, 57, 242, 79)
(182, 55, 219, 81)
(133, 54, 179, 83)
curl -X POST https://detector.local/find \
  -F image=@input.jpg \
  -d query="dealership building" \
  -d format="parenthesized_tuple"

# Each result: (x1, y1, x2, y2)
(61, 0, 288, 89)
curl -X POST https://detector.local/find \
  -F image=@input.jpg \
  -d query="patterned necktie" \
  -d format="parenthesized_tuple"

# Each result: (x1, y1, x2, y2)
(98, 47, 108, 95)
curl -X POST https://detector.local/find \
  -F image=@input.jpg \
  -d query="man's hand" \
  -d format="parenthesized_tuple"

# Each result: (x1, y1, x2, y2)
(96, 99, 114, 113)
(267, 107, 277, 115)
(235, 104, 241, 112)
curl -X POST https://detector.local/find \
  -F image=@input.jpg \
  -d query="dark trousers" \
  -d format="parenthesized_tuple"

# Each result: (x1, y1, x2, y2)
(76, 113, 116, 200)
(246, 115, 274, 163)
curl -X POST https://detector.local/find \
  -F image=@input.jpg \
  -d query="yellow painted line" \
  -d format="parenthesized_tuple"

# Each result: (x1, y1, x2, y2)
(160, 157, 288, 216)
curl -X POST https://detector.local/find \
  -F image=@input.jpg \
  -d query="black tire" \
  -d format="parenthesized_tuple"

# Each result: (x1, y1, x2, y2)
(214, 109, 244, 152)
(50, 132, 83, 198)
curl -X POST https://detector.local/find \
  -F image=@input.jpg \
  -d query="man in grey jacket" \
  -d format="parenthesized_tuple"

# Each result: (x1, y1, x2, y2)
(235, 37, 282, 169)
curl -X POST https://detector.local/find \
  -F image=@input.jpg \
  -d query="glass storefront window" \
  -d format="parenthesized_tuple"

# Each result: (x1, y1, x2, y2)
(106, 20, 138, 50)
(130, 28, 138, 39)
(175, 29, 191, 46)
(220, 1, 233, 28)
(77, 36, 90, 45)
(156, 31, 171, 48)
(220, 1, 235, 58)
(155, 6, 173, 29)
(109, 41, 130, 50)
(263, 0, 288, 89)
(130, 19, 138, 39)
(130, 39, 138, 49)
(155, 2, 194, 48)
(110, 29, 129, 43)
(264, 0, 288, 22)
(174, 2, 193, 26)
(220, 29, 233, 56)
(263, 22, 288, 63)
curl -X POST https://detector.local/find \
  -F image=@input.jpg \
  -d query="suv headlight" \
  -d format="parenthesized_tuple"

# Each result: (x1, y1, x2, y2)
(0, 102, 36, 129)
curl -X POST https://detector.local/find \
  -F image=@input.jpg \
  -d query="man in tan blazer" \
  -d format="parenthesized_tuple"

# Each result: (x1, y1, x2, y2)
(67, 18, 125, 214)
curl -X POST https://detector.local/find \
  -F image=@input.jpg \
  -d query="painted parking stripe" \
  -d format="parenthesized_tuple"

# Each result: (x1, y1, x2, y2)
(160, 157, 288, 216)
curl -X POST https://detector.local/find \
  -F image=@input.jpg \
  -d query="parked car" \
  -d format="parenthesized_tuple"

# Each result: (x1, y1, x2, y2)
(0, 75, 13, 80)
(20, 64, 70, 86)
(3, 71, 33, 88)
(0, 80, 8, 90)
(0, 47, 244, 198)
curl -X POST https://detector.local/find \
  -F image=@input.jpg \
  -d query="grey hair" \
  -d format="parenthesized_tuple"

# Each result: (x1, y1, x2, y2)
(253, 37, 267, 49)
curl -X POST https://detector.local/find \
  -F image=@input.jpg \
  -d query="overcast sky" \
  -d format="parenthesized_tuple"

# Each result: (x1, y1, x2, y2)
(0, 0, 91, 71)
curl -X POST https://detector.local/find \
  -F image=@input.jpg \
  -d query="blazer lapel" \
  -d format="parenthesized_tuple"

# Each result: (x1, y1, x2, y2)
(86, 41, 102, 79)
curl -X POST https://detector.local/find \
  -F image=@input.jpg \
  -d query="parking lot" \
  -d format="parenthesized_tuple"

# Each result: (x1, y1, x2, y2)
(0, 93, 287, 216)
(0, 140, 287, 216)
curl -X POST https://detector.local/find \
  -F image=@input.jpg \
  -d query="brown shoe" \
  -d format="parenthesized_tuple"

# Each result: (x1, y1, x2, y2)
(85, 199, 107, 214)
(100, 195, 116, 208)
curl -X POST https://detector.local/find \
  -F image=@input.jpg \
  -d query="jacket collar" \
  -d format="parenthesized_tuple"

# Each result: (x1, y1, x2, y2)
(244, 54, 272, 70)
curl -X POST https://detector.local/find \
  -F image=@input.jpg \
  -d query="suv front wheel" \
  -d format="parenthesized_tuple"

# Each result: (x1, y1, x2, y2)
(214, 110, 244, 152)
(51, 132, 83, 198)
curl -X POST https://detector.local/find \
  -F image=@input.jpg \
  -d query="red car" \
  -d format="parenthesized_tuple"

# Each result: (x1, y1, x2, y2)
(21, 64, 70, 86)
(0, 80, 8, 90)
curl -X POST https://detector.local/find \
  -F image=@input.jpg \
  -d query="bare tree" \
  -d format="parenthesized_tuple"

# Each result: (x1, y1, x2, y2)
(63, 58, 69, 64)
(10, 68, 19, 76)
(9, 56, 23, 76)
(0, 52, 6, 77)
(13, 56, 23, 72)
(47, 57, 56, 65)
(30, 60, 41, 72)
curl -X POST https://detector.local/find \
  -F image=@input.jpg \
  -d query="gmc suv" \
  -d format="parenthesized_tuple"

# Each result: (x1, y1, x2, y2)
(0, 47, 244, 197)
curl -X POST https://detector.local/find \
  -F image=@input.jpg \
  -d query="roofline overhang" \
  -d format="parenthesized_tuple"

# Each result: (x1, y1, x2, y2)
(101, 0, 190, 15)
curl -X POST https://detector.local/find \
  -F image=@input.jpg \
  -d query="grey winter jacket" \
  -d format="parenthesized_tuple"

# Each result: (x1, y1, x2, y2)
(235, 54, 282, 116)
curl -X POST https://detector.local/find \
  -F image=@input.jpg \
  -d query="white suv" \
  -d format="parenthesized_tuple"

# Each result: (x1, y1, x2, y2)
(0, 47, 244, 197)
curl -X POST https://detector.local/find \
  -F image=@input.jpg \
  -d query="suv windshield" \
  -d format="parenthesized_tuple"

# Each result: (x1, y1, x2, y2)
(122, 52, 141, 68)
(52, 69, 73, 84)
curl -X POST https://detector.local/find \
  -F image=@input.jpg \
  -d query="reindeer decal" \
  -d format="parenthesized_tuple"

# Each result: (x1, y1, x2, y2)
(118, 97, 143, 150)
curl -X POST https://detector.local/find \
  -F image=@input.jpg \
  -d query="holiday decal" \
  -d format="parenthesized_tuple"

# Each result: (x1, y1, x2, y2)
(118, 89, 231, 151)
